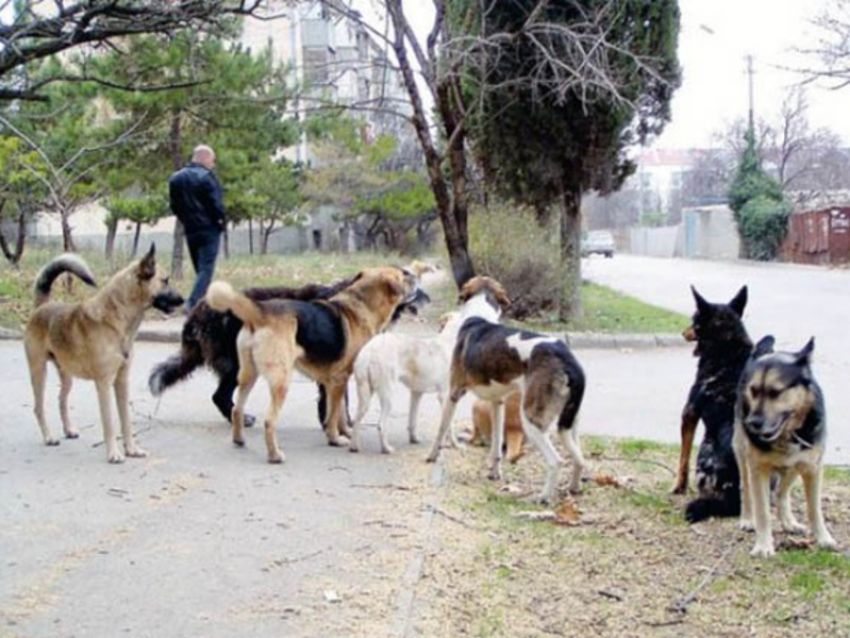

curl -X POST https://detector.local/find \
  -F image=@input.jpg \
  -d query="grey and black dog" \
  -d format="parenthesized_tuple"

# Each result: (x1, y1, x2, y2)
(733, 336, 838, 557)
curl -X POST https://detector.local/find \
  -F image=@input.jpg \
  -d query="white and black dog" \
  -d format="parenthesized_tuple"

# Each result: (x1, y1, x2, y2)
(426, 277, 588, 503)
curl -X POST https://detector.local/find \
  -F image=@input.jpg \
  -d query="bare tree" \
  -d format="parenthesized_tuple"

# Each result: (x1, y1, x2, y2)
(0, 0, 272, 101)
(796, 0, 850, 90)
(319, 0, 671, 288)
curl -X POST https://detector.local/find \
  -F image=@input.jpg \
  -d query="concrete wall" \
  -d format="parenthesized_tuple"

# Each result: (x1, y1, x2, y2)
(623, 205, 739, 260)
(628, 225, 680, 258)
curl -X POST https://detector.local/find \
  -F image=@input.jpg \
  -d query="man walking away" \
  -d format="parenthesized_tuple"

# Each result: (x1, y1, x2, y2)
(169, 145, 226, 311)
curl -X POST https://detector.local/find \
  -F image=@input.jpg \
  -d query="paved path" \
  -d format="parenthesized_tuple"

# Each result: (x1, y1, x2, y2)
(583, 254, 849, 465)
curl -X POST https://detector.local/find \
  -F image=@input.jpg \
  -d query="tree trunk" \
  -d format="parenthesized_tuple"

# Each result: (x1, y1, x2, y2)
(223, 226, 229, 259)
(60, 208, 76, 252)
(558, 186, 583, 322)
(0, 201, 28, 265)
(105, 215, 118, 259)
(248, 218, 254, 255)
(170, 112, 185, 279)
(261, 220, 274, 255)
(132, 221, 141, 257)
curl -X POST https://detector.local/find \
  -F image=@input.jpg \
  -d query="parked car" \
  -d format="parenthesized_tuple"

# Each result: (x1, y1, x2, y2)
(581, 230, 615, 258)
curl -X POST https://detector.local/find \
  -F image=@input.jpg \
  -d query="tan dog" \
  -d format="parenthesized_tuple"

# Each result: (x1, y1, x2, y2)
(470, 392, 525, 464)
(24, 246, 184, 463)
(206, 267, 419, 462)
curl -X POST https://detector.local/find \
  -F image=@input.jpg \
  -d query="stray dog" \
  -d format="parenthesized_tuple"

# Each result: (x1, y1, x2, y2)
(470, 392, 525, 464)
(206, 267, 420, 462)
(148, 276, 356, 426)
(348, 309, 458, 455)
(24, 246, 184, 463)
(426, 277, 587, 504)
(734, 336, 837, 557)
(674, 286, 751, 523)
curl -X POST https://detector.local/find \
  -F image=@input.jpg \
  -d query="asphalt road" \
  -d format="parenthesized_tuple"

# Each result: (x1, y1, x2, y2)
(583, 254, 849, 465)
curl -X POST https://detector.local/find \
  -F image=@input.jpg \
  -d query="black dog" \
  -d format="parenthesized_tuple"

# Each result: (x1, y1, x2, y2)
(673, 285, 752, 523)
(148, 277, 356, 427)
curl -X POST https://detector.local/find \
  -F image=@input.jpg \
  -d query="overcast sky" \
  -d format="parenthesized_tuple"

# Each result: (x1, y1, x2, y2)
(388, 0, 850, 150)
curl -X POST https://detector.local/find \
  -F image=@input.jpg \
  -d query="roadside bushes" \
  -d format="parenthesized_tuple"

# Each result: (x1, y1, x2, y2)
(468, 201, 561, 319)
(736, 196, 791, 261)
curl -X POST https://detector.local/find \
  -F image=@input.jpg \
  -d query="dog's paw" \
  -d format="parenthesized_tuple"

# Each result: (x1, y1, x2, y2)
(487, 467, 502, 481)
(107, 450, 125, 464)
(380, 444, 395, 455)
(750, 542, 776, 558)
(816, 534, 839, 551)
(125, 446, 148, 459)
(328, 435, 350, 448)
(348, 443, 360, 453)
(739, 519, 755, 532)
(671, 483, 687, 495)
(233, 437, 245, 447)
(425, 452, 439, 463)
(45, 438, 60, 447)
(409, 434, 420, 445)
(64, 429, 80, 439)
(267, 452, 285, 464)
(782, 521, 808, 536)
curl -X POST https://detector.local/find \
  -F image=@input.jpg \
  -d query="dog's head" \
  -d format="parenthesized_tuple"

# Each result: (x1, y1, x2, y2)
(739, 336, 818, 447)
(684, 285, 749, 357)
(347, 266, 420, 327)
(458, 276, 511, 317)
(135, 244, 185, 314)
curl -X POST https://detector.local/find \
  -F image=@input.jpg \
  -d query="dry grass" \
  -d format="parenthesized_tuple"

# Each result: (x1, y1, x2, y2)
(414, 432, 850, 638)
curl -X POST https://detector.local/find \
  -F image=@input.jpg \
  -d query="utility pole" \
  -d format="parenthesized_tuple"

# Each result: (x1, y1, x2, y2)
(746, 54, 755, 128)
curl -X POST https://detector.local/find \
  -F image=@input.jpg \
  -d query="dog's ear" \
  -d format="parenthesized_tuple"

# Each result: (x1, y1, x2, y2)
(795, 337, 815, 366)
(690, 285, 711, 314)
(384, 278, 404, 299)
(753, 335, 775, 359)
(491, 283, 511, 311)
(138, 244, 156, 280)
(729, 285, 748, 317)
(458, 278, 476, 304)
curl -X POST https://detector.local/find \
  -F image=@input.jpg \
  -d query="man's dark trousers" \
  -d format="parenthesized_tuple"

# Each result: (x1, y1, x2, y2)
(186, 230, 221, 309)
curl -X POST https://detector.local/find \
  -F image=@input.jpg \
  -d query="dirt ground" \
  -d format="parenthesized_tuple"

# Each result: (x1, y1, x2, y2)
(412, 429, 850, 638)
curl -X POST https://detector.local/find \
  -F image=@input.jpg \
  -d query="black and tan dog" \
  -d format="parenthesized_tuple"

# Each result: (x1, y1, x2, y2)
(24, 246, 184, 463)
(425, 277, 587, 504)
(734, 336, 837, 557)
(149, 276, 357, 426)
(673, 286, 751, 523)
(205, 267, 419, 462)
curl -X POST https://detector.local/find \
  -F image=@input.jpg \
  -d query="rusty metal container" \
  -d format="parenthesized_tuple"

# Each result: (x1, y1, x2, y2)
(782, 207, 850, 265)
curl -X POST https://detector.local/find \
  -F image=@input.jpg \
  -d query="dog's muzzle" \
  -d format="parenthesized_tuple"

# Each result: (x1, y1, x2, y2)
(153, 290, 185, 314)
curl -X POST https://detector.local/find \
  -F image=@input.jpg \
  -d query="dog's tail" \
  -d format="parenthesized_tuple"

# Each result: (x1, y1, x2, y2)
(557, 358, 586, 432)
(684, 492, 741, 523)
(206, 281, 265, 328)
(33, 253, 97, 307)
(148, 321, 204, 396)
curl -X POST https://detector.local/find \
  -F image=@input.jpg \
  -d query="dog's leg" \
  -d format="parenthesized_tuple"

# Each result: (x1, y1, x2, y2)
(560, 426, 587, 494)
(375, 385, 394, 454)
(27, 346, 56, 446)
(408, 391, 423, 445)
(800, 466, 838, 550)
(115, 359, 147, 458)
(488, 402, 505, 481)
(348, 374, 373, 453)
(213, 369, 255, 428)
(749, 463, 775, 557)
(776, 468, 806, 535)
(522, 418, 564, 504)
(58, 369, 79, 440)
(425, 393, 463, 463)
(733, 428, 754, 531)
(262, 369, 290, 464)
(95, 378, 122, 464)
(673, 404, 698, 494)
(324, 382, 349, 447)
(231, 360, 258, 448)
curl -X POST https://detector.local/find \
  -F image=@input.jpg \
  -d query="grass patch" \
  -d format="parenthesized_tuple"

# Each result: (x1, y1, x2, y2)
(825, 466, 850, 484)
(524, 281, 688, 334)
(776, 548, 850, 575)
(617, 438, 675, 458)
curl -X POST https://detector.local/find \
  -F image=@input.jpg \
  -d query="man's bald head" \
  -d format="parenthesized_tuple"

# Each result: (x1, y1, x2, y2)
(192, 145, 216, 170)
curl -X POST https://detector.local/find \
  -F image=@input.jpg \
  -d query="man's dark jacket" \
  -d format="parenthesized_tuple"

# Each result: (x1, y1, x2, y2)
(168, 162, 226, 237)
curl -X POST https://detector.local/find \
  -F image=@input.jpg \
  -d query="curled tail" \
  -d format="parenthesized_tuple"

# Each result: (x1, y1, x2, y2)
(206, 281, 265, 328)
(34, 253, 97, 307)
(685, 492, 741, 523)
(149, 323, 204, 396)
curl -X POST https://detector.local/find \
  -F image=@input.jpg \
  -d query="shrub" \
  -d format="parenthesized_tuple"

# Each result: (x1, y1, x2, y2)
(468, 201, 562, 319)
(737, 195, 791, 261)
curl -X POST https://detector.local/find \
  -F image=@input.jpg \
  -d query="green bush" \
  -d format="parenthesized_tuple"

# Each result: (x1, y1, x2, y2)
(737, 195, 791, 261)
(468, 201, 562, 319)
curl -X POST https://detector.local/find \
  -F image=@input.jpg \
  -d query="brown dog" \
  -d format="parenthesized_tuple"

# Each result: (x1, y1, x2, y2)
(470, 392, 525, 463)
(24, 246, 184, 463)
(206, 267, 419, 462)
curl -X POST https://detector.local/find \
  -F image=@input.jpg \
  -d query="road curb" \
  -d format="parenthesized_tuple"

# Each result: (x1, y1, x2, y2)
(0, 326, 22, 340)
